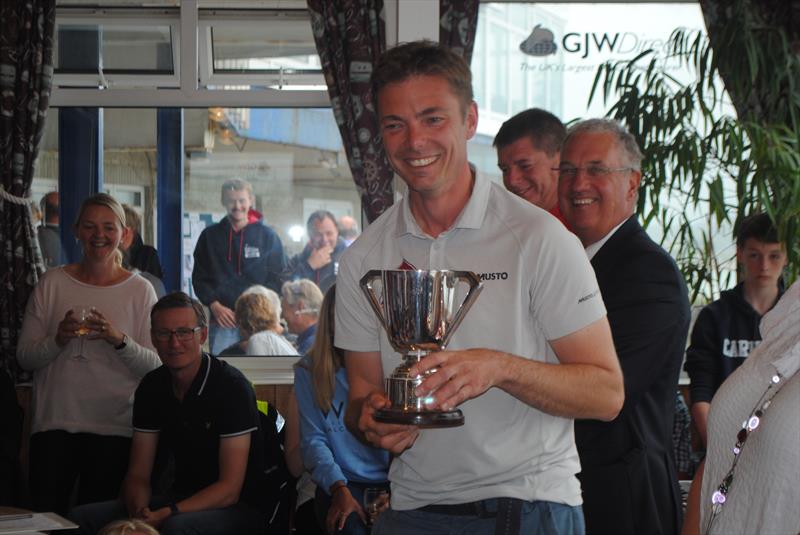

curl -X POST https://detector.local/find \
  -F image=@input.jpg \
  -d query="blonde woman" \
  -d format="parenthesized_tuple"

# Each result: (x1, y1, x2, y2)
(294, 285, 390, 535)
(99, 519, 160, 535)
(17, 193, 161, 515)
(235, 292, 297, 356)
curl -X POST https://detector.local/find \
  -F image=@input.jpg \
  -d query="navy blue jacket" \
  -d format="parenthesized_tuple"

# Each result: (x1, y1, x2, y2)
(684, 282, 783, 404)
(286, 238, 346, 294)
(576, 216, 690, 535)
(192, 211, 287, 309)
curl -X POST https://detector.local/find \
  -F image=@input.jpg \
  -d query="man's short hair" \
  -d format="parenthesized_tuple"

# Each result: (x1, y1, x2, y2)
(281, 279, 323, 316)
(338, 215, 359, 241)
(564, 118, 644, 170)
(306, 210, 337, 236)
(151, 291, 208, 328)
(40, 191, 58, 222)
(220, 178, 254, 203)
(122, 204, 141, 234)
(371, 40, 474, 115)
(736, 213, 780, 248)
(493, 108, 566, 156)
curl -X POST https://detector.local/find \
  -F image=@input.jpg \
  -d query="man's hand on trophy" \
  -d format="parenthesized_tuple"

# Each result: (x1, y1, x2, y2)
(410, 349, 506, 411)
(360, 391, 420, 454)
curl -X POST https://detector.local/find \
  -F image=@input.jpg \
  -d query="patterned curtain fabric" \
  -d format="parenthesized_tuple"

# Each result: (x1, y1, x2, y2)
(0, 0, 56, 381)
(700, 0, 799, 125)
(439, 0, 480, 65)
(307, 0, 394, 223)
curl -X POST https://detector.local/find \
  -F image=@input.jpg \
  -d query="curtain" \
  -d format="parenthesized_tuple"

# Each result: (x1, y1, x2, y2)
(700, 0, 799, 126)
(0, 0, 56, 381)
(307, 0, 394, 224)
(439, 0, 480, 65)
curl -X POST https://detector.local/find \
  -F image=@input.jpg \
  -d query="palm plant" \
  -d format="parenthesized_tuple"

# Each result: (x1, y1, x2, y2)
(588, 6, 799, 303)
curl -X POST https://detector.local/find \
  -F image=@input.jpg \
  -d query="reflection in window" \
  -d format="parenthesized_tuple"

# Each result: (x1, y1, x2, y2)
(32, 107, 361, 299)
(183, 107, 359, 297)
(55, 24, 174, 73)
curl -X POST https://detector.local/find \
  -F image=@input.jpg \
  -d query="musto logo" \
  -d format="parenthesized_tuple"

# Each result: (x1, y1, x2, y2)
(479, 272, 509, 281)
(520, 24, 557, 56)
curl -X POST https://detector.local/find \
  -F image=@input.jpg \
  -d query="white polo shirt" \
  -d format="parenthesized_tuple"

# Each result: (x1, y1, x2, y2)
(335, 171, 606, 509)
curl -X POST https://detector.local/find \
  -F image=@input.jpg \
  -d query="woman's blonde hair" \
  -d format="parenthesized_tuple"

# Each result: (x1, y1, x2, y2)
(98, 519, 160, 535)
(235, 292, 280, 338)
(74, 193, 127, 266)
(300, 284, 342, 412)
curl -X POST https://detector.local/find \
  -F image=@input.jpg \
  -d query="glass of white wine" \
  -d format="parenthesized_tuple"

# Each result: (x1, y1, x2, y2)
(71, 305, 94, 361)
(362, 487, 389, 529)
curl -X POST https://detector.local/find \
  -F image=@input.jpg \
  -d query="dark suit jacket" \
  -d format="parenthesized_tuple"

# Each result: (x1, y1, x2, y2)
(575, 216, 690, 535)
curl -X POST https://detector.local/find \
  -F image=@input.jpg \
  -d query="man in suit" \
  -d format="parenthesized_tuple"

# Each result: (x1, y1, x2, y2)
(558, 118, 690, 535)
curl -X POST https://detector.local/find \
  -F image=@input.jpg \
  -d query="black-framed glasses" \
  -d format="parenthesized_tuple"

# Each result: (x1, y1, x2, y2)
(153, 326, 203, 342)
(554, 164, 634, 180)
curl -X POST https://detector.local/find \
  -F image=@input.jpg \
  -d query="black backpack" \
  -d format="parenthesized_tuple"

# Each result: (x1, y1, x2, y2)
(257, 400, 292, 534)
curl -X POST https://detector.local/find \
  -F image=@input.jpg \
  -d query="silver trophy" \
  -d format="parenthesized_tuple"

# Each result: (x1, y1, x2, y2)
(360, 269, 483, 427)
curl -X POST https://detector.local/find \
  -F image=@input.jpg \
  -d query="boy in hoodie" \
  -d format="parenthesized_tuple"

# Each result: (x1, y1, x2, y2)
(192, 178, 288, 355)
(684, 213, 787, 447)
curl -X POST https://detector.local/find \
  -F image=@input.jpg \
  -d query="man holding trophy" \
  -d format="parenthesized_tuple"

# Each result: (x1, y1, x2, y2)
(334, 41, 624, 535)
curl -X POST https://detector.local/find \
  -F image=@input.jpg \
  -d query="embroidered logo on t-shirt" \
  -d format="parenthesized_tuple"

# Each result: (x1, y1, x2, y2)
(244, 245, 261, 259)
(398, 259, 417, 270)
(578, 289, 600, 303)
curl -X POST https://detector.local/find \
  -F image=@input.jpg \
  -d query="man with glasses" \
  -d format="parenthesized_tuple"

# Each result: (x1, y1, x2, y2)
(557, 119, 690, 535)
(281, 279, 323, 355)
(70, 292, 271, 534)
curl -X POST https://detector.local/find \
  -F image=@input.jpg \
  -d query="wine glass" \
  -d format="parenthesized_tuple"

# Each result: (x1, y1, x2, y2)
(362, 487, 389, 529)
(71, 305, 94, 361)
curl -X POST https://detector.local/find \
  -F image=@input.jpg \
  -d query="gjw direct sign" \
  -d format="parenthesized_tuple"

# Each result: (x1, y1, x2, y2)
(520, 24, 674, 59)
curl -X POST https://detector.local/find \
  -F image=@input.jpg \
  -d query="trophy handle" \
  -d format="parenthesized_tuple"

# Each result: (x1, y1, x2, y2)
(359, 270, 391, 335)
(440, 271, 483, 348)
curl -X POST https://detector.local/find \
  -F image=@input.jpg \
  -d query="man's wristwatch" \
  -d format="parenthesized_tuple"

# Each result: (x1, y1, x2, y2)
(114, 334, 128, 350)
(168, 502, 180, 515)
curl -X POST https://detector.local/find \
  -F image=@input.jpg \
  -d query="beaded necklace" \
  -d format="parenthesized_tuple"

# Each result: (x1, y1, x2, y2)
(703, 372, 785, 534)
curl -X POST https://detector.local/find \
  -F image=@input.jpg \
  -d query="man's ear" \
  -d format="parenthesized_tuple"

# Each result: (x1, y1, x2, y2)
(200, 327, 209, 344)
(627, 169, 642, 201)
(465, 101, 478, 140)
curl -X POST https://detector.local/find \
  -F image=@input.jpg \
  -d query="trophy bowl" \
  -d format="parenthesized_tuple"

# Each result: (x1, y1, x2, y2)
(360, 269, 482, 428)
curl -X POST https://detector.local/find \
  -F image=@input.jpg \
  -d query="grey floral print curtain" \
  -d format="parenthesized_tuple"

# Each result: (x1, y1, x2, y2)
(0, 0, 56, 381)
(439, 0, 480, 65)
(307, 0, 394, 223)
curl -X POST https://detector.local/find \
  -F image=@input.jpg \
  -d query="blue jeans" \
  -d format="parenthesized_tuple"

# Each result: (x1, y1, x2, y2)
(313, 481, 391, 535)
(69, 497, 266, 535)
(373, 499, 584, 535)
(208, 324, 240, 356)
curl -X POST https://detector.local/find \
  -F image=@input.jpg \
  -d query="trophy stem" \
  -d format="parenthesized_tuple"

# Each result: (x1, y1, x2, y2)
(376, 349, 464, 428)
(403, 349, 428, 365)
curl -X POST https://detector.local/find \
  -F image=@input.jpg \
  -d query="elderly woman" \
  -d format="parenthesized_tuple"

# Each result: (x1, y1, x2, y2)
(17, 193, 161, 515)
(281, 279, 324, 355)
(682, 280, 799, 535)
(234, 292, 298, 356)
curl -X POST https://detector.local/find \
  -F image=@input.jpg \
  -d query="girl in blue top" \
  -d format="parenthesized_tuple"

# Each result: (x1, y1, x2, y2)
(294, 285, 390, 535)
